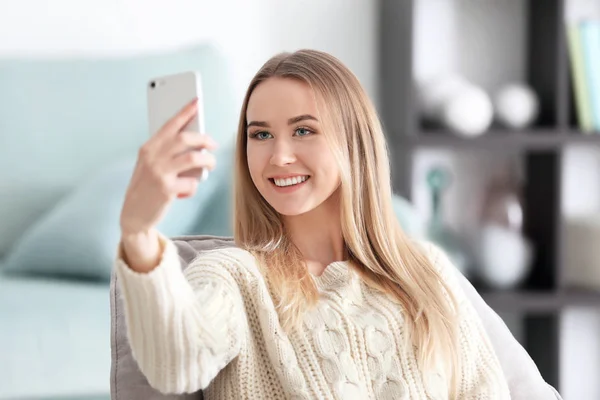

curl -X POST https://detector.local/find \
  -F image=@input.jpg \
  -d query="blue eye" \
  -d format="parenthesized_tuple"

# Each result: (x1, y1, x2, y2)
(295, 127, 313, 137)
(250, 131, 273, 140)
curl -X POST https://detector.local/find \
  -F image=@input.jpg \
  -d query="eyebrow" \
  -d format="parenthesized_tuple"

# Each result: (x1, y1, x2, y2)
(246, 114, 318, 129)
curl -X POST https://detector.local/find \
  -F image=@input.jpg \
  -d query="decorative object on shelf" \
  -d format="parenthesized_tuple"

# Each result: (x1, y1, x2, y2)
(493, 83, 540, 129)
(474, 161, 533, 289)
(564, 214, 600, 290)
(418, 75, 493, 137)
(476, 225, 533, 290)
(425, 165, 471, 277)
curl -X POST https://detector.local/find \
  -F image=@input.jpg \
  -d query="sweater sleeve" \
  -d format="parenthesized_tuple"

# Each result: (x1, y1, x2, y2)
(454, 291, 511, 398)
(424, 242, 512, 399)
(114, 235, 247, 394)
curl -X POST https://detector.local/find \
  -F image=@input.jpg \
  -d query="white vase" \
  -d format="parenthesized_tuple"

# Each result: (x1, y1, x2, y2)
(418, 75, 493, 137)
(476, 224, 533, 290)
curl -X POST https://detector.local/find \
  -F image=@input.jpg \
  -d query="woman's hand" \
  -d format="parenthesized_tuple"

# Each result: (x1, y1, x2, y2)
(119, 98, 218, 272)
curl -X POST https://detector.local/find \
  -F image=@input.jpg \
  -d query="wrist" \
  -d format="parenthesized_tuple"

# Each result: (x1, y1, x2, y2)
(120, 228, 163, 273)
(120, 227, 157, 243)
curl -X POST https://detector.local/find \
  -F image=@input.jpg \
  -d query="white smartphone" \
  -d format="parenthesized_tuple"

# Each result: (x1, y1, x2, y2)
(147, 70, 208, 181)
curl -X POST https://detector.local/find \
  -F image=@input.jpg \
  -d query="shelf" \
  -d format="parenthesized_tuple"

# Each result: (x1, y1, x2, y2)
(403, 129, 600, 150)
(378, 0, 570, 389)
(478, 287, 600, 313)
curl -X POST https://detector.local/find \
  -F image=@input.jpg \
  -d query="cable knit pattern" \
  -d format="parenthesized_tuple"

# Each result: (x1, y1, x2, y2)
(115, 238, 511, 400)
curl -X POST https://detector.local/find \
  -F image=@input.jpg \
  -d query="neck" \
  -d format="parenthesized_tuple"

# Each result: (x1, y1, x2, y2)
(283, 190, 346, 276)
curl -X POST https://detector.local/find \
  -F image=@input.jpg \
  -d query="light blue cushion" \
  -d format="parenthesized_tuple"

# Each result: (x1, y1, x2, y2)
(391, 194, 426, 238)
(0, 43, 238, 258)
(2, 142, 233, 281)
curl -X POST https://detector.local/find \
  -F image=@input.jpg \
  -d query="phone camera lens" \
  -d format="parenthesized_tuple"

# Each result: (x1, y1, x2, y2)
(150, 81, 156, 89)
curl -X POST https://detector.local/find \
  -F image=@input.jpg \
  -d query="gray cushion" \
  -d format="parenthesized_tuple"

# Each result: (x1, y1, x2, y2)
(110, 235, 562, 399)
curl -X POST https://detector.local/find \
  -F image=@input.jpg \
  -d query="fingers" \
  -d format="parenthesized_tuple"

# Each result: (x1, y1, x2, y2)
(158, 98, 199, 138)
(169, 149, 217, 175)
(173, 177, 199, 198)
(168, 132, 219, 158)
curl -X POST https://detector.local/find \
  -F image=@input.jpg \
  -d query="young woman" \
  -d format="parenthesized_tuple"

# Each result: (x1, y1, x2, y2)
(116, 50, 532, 399)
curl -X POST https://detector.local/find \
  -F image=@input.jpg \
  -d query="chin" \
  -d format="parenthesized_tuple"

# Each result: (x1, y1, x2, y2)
(269, 201, 316, 217)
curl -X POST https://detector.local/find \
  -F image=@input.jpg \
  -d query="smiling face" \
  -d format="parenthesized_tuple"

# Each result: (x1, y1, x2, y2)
(245, 77, 341, 216)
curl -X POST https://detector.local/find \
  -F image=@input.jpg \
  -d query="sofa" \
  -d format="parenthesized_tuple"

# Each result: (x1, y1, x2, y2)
(110, 235, 563, 399)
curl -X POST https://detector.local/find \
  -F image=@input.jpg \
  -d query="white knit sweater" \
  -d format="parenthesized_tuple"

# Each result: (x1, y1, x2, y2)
(115, 238, 511, 399)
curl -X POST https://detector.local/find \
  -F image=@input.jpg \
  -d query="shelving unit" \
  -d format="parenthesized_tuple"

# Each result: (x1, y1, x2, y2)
(378, 0, 600, 390)
(480, 288, 600, 313)
(408, 129, 600, 149)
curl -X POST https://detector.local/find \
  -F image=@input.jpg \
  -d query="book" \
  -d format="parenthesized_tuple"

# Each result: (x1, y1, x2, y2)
(567, 23, 594, 133)
(580, 20, 600, 132)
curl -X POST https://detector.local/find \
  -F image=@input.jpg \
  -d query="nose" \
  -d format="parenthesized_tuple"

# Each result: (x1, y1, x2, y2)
(269, 137, 296, 166)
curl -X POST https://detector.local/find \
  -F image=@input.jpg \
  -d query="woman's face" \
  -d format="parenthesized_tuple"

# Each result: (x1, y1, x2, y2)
(246, 77, 341, 216)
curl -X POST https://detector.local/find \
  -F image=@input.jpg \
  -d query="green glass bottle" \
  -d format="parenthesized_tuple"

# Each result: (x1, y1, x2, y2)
(426, 166, 470, 276)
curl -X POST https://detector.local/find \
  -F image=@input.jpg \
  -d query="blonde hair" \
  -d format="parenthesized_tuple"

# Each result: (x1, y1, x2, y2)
(233, 50, 461, 397)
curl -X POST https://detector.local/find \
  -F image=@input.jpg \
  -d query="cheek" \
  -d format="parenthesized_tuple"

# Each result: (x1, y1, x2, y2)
(316, 148, 341, 184)
(246, 145, 266, 185)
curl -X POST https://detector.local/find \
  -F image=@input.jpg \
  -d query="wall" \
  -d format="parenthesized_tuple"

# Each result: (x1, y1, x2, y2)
(0, 0, 377, 110)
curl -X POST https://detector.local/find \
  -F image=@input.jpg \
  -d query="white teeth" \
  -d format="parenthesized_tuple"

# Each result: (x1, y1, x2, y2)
(274, 176, 308, 187)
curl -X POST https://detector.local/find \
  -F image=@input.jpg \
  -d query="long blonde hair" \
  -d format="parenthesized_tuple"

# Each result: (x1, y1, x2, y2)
(233, 50, 461, 397)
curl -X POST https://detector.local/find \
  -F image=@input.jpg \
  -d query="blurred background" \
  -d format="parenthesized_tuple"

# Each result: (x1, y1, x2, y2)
(0, 0, 598, 399)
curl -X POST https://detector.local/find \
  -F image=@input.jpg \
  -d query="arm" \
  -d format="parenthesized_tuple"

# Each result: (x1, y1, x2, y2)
(443, 263, 512, 398)
(114, 236, 247, 394)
